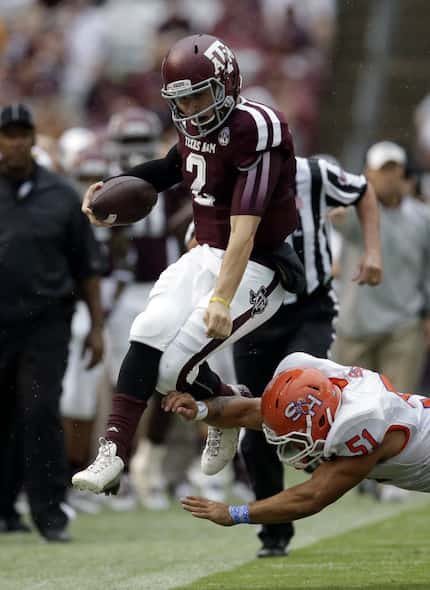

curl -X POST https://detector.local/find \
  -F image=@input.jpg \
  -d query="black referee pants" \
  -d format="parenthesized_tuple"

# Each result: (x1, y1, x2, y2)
(233, 286, 337, 545)
(0, 304, 72, 533)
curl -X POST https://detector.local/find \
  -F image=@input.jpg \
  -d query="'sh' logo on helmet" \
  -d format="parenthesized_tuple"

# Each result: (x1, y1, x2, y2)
(285, 394, 323, 422)
(204, 40, 235, 76)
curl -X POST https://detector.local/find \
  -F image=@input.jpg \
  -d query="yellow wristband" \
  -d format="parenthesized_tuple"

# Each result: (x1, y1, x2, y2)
(209, 296, 230, 308)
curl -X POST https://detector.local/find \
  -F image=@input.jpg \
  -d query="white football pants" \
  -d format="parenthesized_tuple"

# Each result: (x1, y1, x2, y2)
(129, 244, 284, 394)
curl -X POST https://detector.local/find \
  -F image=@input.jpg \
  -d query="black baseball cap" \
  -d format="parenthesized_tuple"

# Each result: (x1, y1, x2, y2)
(0, 103, 35, 131)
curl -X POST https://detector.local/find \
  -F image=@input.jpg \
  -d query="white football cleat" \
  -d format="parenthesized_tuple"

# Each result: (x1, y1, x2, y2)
(72, 438, 124, 494)
(201, 426, 240, 475)
(378, 484, 410, 502)
(200, 384, 250, 476)
(67, 489, 102, 514)
(130, 440, 170, 510)
(102, 474, 138, 512)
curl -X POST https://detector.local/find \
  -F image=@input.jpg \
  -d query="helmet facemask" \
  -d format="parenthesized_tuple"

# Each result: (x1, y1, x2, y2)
(263, 409, 335, 470)
(162, 77, 235, 139)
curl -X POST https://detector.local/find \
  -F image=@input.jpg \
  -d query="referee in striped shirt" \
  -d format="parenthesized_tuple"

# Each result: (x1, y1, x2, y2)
(233, 155, 382, 558)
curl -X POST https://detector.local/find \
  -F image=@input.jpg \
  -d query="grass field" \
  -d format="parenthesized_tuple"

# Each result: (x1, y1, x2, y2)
(176, 505, 430, 590)
(1, 487, 429, 590)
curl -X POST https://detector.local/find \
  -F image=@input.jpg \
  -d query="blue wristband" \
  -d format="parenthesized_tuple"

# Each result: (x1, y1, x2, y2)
(228, 504, 250, 524)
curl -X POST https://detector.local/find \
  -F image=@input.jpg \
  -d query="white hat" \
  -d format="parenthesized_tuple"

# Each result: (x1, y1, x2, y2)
(366, 141, 407, 169)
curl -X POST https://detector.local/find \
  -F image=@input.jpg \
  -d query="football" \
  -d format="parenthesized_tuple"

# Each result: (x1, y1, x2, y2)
(90, 176, 158, 225)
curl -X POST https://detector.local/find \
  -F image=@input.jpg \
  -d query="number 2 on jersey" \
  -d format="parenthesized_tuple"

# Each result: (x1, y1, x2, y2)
(186, 153, 214, 207)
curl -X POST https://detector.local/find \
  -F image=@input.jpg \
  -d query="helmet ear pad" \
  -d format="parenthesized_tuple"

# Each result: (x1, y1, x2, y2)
(161, 34, 241, 138)
(261, 368, 342, 469)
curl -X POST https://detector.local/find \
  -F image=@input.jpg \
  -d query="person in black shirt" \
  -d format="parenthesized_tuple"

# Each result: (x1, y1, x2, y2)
(0, 104, 104, 542)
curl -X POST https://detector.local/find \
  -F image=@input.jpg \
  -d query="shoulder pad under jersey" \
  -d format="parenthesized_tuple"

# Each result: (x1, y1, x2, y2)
(324, 379, 388, 458)
(232, 99, 291, 168)
(275, 352, 353, 380)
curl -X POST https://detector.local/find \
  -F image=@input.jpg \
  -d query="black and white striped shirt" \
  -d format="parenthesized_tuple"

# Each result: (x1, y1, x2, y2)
(184, 156, 367, 302)
(283, 157, 367, 304)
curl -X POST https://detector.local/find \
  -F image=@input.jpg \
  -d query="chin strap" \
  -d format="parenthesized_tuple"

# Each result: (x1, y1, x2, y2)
(326, 407, 334, 426)
(305, 414, 313, 437)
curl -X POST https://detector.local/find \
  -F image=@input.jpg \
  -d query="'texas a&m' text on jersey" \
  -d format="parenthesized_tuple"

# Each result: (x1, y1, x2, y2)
(178, 98, 297, 253)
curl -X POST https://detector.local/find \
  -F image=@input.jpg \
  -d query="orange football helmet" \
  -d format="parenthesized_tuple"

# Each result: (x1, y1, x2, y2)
(261, 367, 341, 469)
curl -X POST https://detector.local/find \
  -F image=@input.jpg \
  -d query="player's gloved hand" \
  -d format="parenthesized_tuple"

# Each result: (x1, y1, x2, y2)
(181, 496, 233, 526)
(82, 181, 114, 227)
(162, 392, 198, 420)
(353, 250, 383, 286)
(204, 300, 232, 339)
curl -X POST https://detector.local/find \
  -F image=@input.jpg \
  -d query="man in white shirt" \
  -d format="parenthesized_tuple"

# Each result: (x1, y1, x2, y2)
(333, 141, 430, 392)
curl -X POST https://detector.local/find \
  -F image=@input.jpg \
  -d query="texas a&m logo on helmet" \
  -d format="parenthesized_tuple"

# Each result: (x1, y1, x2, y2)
(161, 34, 241, 139)
(203, 39, 236, 77)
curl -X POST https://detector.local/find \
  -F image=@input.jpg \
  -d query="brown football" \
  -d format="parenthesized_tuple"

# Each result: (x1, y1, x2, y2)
(90, 176, 158, 225)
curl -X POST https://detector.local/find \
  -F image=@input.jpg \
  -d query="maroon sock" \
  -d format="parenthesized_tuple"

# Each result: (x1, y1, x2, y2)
(218, 383, 253, 398)
(218, 383, 236, 397)
(105, 394, 147, 462)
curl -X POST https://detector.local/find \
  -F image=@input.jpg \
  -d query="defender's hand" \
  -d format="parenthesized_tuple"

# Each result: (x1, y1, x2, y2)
(82, 181, 114, 227)
(162, 392, 198, 420)
(353, 251, 383, 285)
(181, 496, 233, 526)
(204, 301, 232, 339)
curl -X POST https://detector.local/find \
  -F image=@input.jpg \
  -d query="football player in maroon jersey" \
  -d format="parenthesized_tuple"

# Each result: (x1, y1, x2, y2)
(73, 34, 304, 495)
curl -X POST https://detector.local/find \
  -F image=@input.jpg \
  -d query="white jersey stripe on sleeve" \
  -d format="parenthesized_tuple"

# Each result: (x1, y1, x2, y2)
(246, 100, 282, 147)
(240, 164, 258, 210)
(236, 102, 268, 151)
(256, 151, 271, 210)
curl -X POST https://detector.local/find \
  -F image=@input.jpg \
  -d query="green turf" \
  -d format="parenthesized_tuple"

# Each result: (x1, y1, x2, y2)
(176, 504, 430, 590)
(0, 490, 429, 590)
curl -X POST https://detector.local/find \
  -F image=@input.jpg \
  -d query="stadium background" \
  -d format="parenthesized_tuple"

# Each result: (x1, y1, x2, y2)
(2, 0, 430, 174)
(1, 1, 430, 589)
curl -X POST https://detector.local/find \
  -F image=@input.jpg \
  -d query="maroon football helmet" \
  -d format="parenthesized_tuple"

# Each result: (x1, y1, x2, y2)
(161, 34, 242, 138)
(73, 149, 110, 181)
(107, 107, 162, 168)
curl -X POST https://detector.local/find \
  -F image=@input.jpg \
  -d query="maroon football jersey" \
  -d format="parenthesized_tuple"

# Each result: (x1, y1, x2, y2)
(177, 98, 297, 253)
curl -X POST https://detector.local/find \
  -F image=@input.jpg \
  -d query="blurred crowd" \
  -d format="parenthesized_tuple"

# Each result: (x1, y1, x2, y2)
(0, 0, 336, 153)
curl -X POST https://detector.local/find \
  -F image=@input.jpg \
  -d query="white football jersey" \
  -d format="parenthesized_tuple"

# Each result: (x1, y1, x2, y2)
(275, 352, 430, 492)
